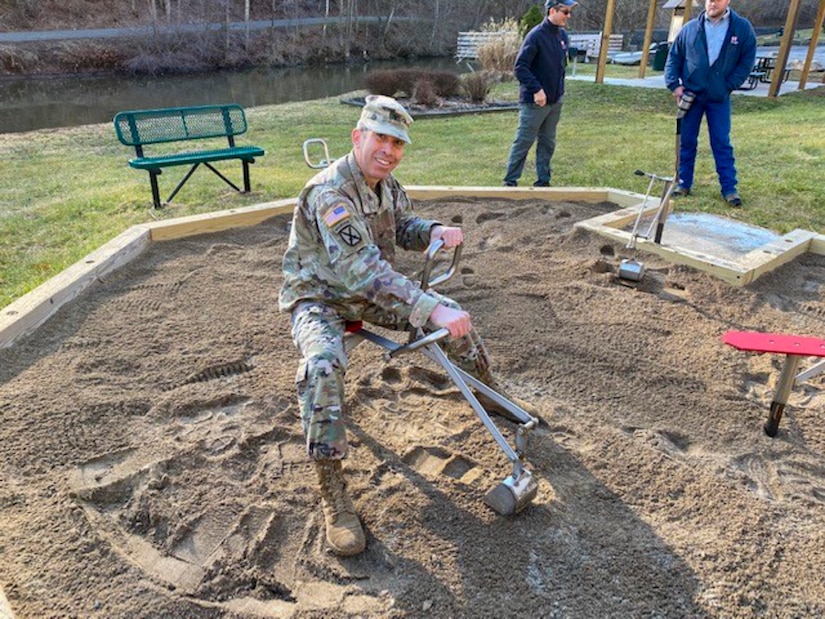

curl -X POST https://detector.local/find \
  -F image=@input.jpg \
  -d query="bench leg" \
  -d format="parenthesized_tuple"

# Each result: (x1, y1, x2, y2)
(203, 162, 241, 192)
(167, 163, 202, 204)
(242, 160, 252, 193)
(148, 170, 163, 209)
(764, 354, 802, 437)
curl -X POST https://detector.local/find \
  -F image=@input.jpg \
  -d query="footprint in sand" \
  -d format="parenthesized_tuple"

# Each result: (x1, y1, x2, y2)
(66, 396, 366, 615)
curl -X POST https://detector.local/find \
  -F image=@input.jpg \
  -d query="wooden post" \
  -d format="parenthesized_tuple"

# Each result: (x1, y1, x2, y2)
(638, 0, 658, 78)
(683, 0, 693, 18)
(595, 0, 616, 84)
(769, 0, 803, 98)
(799, 0, 825, 89)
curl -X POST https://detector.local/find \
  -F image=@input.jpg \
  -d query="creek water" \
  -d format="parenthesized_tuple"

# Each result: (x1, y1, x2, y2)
(0, 57, 464, 134)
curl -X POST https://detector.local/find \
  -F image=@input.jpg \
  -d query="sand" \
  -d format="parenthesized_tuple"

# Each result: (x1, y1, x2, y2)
(1, 196, 824, 618)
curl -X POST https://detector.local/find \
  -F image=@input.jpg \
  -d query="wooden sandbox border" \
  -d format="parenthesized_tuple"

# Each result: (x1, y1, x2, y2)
(2, 185, 823, 350)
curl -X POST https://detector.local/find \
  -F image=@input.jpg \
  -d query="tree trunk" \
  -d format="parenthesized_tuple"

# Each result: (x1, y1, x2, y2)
(245, 0, 251, 49)
(430, 0, 439, 48)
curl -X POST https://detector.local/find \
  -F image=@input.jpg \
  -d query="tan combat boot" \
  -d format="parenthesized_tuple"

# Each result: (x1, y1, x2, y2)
(314, 459, 366, 556)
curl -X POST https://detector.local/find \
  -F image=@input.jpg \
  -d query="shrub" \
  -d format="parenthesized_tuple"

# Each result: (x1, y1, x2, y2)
(364, 68, 461, 99)
(428, 71, 462, 97)
(476, 19, 521, 74)
(462, 71, 495, 103)
(363, 69, 404, 96)
(412, 78, 438, 106)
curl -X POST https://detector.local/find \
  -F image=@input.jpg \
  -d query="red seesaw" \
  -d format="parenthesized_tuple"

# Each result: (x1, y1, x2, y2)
(722, 331, 825, 437)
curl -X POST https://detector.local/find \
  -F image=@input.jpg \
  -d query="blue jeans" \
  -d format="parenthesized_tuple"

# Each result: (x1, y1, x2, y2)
(504, 100, 563, 186)
(678, 96, 737, 196)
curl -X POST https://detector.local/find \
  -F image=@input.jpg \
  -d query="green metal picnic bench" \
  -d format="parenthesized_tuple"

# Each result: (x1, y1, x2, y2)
(114, 103, 265, 209)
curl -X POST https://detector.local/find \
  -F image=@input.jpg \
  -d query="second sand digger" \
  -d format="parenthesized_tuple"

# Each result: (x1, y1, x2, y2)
(618, 91, 695, 283)
(618, 169, 676, 282)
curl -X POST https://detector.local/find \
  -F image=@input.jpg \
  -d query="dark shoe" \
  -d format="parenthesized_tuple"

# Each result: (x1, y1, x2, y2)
(671, 185, 690, 198)
(533, 180, 550, 187)
(503, 181, 517, 187)
(724, 192, 743, 207)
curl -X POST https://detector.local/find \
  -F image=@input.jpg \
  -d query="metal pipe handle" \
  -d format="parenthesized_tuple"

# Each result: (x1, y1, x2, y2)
(420, 238, 462, 290)
(387, 328, 450, 358)
(302, 138, 332, 169)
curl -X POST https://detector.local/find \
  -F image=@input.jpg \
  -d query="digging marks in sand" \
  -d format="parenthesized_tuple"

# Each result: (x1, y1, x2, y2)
(1, 198, 825, 616)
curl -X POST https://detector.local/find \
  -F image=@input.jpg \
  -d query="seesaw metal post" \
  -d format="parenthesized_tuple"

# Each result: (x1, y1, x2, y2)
(722, 330, 825, 437)
(764, 354, 802, 437)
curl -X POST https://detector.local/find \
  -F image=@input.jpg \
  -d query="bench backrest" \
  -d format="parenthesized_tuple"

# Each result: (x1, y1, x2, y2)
(568, 32, 623, 59)
(114, 104, 248, 147)
(455, 31, 506, 60)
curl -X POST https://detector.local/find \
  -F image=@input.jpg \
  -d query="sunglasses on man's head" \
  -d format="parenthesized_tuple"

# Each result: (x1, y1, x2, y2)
(554, 7, 572, 15)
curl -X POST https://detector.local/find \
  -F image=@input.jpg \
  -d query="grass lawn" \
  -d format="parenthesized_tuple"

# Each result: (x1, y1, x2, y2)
(1, 77, 824, 309)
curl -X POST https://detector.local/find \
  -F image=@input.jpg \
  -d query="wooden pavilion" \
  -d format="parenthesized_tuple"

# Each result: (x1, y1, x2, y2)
(592, 0, 825, 98)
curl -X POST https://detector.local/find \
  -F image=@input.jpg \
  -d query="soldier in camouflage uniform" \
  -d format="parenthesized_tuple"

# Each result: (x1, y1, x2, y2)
(279, 95, 535, 556)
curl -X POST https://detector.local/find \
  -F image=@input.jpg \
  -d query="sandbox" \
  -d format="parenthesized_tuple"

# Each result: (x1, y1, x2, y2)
(2, 188, 825, 617)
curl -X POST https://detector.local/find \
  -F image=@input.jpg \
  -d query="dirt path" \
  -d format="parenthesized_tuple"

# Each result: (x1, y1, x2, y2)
(1, 197, 824, 618)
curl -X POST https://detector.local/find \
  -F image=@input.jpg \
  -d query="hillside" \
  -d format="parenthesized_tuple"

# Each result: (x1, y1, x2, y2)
(0, 1, 460, 76)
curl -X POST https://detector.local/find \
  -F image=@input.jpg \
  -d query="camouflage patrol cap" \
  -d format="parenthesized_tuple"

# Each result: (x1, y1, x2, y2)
(358, 95, 414, 144)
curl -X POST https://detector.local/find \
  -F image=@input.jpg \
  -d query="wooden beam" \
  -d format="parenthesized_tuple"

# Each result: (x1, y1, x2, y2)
(738, 229, 816, 283)
(0, 226, 152, 349)
(147, 199, 296, 241)
(799, 0, 825, 89)
(769, 0, 803, 98)
(638, 0, 658, 78)
(595, 0, 616, 84)
(604, 189, 651, 207)
(807, 234, 825, 255)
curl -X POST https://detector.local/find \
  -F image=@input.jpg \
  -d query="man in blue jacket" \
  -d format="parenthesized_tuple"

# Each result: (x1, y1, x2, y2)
(664, 0, 756, 207)
(503, 0, 576, 188)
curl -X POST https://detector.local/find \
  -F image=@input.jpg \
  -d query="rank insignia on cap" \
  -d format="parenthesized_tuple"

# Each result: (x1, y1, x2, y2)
(323, 205, 350, 227)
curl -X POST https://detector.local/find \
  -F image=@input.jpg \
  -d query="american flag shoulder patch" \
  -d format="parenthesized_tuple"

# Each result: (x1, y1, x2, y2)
(323, 205, 350, 227)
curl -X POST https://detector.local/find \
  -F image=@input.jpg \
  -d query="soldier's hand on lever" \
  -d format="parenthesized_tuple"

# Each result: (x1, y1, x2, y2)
(430, 225, 464, 249)
(429, 304, 472, 339)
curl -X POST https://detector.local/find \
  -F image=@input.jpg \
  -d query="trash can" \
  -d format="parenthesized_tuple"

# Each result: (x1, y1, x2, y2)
(652, 42, 669, 71)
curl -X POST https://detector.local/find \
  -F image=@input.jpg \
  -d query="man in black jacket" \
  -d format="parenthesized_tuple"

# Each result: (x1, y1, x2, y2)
(503, 0, 576, 188)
